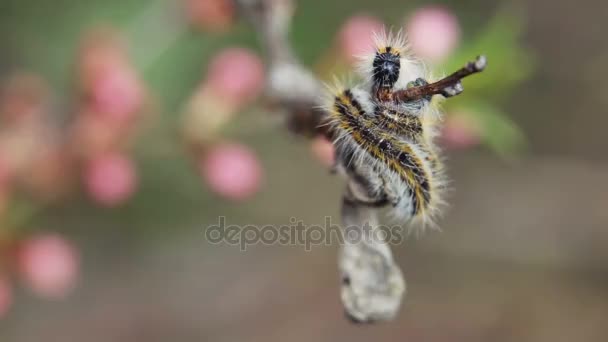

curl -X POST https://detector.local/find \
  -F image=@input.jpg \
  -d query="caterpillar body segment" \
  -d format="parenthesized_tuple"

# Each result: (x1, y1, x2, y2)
(327, 87, 445, 228)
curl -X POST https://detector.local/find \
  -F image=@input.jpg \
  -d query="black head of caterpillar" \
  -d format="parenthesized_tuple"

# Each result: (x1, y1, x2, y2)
(372, 47, 401, 91)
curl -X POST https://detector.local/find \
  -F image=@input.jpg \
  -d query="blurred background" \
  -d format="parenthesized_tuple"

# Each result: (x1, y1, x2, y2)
(0, 0, 607, 340)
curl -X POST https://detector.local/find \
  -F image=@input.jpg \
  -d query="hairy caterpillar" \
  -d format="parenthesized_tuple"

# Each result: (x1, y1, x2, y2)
(324, 30, 485, 323)
(326, 31, 449, 230)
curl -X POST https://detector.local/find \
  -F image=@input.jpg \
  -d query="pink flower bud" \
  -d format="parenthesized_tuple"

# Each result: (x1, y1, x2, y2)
(78, 29, 129, 91)
(200, 143, 263, 201)
(310, 136, 335, 167)
(206, 48, 265, 108)
(89, 65, 143, 124)
(78, 29, 143, 124)
(441, 112, 481, 150)
(338, 15, 385, 63)
(17, 234, 79, 300)
(84, 153, 137, 206)
(185, 0, 235, 32)
(0, 276, 11, 318)
(406, 6, 460, 63)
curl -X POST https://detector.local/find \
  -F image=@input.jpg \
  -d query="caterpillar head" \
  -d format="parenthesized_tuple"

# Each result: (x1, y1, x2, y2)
(372, 46, 401, 90)
(356, 30, 427, 98)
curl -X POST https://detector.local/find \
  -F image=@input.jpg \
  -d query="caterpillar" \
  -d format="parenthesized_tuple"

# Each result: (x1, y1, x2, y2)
(326, 31, 449, 230)
(324, 29, 485, 324)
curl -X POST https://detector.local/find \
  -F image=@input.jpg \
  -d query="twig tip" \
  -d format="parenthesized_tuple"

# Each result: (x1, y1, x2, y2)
(474, 55, 487, 71)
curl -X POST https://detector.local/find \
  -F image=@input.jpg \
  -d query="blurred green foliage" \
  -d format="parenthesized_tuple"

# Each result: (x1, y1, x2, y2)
(441, 8, 534, 155)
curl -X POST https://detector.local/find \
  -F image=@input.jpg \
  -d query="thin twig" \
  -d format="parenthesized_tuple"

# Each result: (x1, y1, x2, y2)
(392, 55, 487, 102)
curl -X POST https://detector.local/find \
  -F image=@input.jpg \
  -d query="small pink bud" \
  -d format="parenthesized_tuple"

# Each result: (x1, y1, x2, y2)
(17, 234, 79, 300)
(78, 29, 129, 91)
(77, 29, 143, 124)
(441, 112, 481, 150)
(185, 0, 235, 32)
(200, 143, 263, 201)
(338, 15, 385, 63)
(310, 136, 335, 167)
(206, 48, 265, 107)
(406, 6, 461, 63)
(84, 153, 137, 206)
(0, 276, 11, 318)
(89, 65, 143, 124)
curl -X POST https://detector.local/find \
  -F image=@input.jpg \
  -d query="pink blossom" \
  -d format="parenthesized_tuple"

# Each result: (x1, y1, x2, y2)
(78, 29, 129, 91)
(406, 6, 461, 63)
(186, 0, 235, 32)
(78, 29, 143, 124)
(206, 48, 265, 108)
(338, 15, 385, 63)
(0, 276, 11, 318)
(310, 136, 335, 167)
(17, 234, 79, 299)
(84, 153, 137, 206)
(201, 143, 263, 201)
(441, 112, 481, 150)
(89, 65, 143, 124)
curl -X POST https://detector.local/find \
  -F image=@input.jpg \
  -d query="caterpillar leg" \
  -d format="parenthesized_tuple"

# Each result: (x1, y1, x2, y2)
(403, 77, 432, 111)
(339, 182, 406, 323)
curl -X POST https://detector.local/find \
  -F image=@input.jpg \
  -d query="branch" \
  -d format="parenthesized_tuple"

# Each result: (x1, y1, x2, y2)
(235, 0, 294, 63)
(236, 0, 327, 138)
(339, 186, 406, 323)
(236, 0, 404, 323)
(392, 55, 487, 102)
